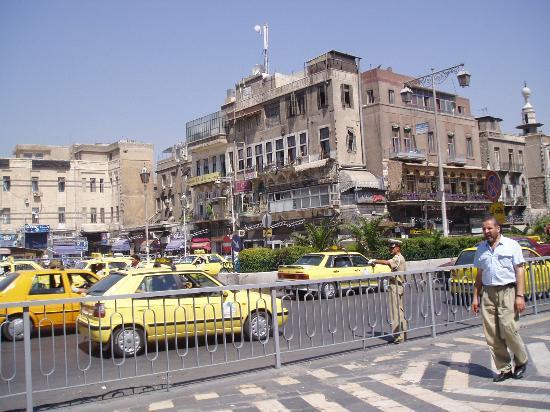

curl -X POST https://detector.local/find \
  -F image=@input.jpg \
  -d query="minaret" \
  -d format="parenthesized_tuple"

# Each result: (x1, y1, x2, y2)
(516, 82, 543, 135)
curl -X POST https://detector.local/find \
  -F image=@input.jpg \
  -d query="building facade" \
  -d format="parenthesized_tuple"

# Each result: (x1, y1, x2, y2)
(0, 141, 154, 254)
(361, 67, 490, 234)
(185, 51, 385, 251)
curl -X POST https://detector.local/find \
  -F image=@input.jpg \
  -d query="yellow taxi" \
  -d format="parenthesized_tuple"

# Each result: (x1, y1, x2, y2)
(175, 253, 233, 276)
(277, 249, 389, 298)
(76, 267, 288, 357)
(74, 256, 133, 277)
(0, 269, 100, 340)
(449, 246, 550, 296)
(0, 258, 43, 275)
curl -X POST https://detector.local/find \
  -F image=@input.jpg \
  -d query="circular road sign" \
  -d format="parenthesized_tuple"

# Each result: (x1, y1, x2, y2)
(485, 171, 502, 203)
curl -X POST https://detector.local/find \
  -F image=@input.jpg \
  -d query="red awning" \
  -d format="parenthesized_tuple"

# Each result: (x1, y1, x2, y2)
(191, 241, 211, 251)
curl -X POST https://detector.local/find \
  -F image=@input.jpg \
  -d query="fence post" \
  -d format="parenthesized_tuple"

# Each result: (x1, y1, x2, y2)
(23, 307, 33, 412)
(270, 288, 281, 369)
(427, 272, 437, 338)
(529, 262, 538, 316)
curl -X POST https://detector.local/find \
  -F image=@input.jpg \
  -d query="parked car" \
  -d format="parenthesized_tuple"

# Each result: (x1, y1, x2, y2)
(0, 258, 43, 276)
(74, 256, 133, 276)
(174, 253, 233, 275)
(509, 237, 550, 257)
(0, 269, 100, 340)
(277, 249, 389, 298)
(449, 246, 550, 296)
(77, 267, 288, 357)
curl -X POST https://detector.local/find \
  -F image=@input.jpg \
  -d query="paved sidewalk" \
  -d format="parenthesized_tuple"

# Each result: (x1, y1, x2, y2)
(67, 313, 550, 412)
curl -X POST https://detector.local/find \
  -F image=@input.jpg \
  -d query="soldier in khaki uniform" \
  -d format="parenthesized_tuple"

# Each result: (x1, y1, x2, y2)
(370, 239, 407, 344)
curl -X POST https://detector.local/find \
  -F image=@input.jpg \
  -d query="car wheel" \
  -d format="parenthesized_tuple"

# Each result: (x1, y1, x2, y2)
(112, 326, 145, 357)
(243, 311, 271, 341)
(320, 282, 337, 299)
(2, 315, 30, 341)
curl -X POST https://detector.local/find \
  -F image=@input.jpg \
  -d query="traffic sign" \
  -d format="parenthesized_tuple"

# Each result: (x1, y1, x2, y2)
(489, 202, 505, 224)
(75, 240, 88, 251)
(231, 235, 242, 252)
(262, 228, 273, 238)
(485, 171, 502, 203)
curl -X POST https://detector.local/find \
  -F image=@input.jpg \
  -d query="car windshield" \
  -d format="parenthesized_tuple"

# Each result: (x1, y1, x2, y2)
(455, 250, 476, 266)
(87, 273, 125, 296)
(74, 261, 87, 269)
(0, 273, 18, 292)
(294, 255, 324, 266)
(514, 239, 531, 248)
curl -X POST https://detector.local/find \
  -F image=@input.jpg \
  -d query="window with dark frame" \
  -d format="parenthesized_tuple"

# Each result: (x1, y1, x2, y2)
(238, 149, 244, 171)
(58, 207, 65, 224)
(31, 177, 39, 193)
(246, 146, 253, 169)
(341, 84, 353, 108)
(266, 142, 273, 165)
(90, 207, 97, 223)
(90, 178, 96, 192)
(287, 135, 296, 162)
(255, 144, 263, 171)
(466, 137, 473, 157)
(299, 133, 308, 157)
(203, 159, 209, 175)
(287, 92, 305, 117)
(99, 178, 104, 193)
(317, 84, 328, 109)
(367, 89, 374, 104)
(320, 127, 330, 159)
(388, 89, 395, 104)
(3, 176, 10, 192)
(100, 208, 105, 223)
(346, 128, 356, 152)
(428, 132, 435, 154)
(275, 138, 284, 166)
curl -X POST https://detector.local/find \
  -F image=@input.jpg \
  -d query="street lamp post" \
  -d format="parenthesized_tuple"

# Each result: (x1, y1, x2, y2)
(215, 175, 236, 263)
(140, 165, 151, 262)
(400, 64, 471, 237)
(181, 194, 188, 257)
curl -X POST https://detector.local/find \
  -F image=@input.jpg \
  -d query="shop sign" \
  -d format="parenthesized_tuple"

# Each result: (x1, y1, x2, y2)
(24, 224, 50, 233)
(234, 180, 252, 193)
(187, 172, 221, 187)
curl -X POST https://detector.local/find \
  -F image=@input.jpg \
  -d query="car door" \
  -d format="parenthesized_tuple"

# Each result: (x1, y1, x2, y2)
(350, 254, 377, 288)
(326, 255, 355, 279)
(176, 272, 229, 336)
(66, 272, 99, 322)
(205, 255, 223, 275)
(132, 274, 181, 339)
(27, 272, 71, 327)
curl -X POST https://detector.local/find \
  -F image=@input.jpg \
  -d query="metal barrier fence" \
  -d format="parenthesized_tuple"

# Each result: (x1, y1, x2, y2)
(1, 257, 549, 411)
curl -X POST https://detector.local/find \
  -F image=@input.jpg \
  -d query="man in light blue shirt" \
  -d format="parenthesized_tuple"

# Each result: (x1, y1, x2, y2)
(472, 216, 528, 382)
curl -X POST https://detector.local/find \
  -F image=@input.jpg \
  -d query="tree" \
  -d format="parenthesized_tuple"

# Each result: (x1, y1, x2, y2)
(291, 218, 339, 251)
(342, 214, 387, 256)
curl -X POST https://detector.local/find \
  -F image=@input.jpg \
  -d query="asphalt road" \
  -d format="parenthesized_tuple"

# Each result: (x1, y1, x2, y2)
(0, 281, 492, 411)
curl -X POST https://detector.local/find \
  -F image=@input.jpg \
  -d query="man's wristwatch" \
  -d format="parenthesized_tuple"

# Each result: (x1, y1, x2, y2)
(516, 294, 524, 298)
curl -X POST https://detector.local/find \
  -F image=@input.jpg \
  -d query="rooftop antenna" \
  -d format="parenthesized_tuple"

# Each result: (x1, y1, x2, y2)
(254, 23, 269, 75)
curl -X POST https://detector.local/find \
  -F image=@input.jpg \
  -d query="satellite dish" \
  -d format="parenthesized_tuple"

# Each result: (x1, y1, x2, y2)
(254, 25, 261, 33)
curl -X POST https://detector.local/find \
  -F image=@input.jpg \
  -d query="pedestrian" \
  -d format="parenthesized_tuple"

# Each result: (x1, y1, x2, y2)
(472, 215, 528, 382)
(130, 254, 140, 268)
(370, 239, 407, 344)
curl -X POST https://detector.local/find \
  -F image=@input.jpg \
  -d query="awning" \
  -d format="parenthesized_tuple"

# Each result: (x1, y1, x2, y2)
(191, 238, 211, 251)
(111, 239, 131, 252)
(340, 170, 382, 192)
(52, 244, 80, 256)
(165, 239, 186, 252)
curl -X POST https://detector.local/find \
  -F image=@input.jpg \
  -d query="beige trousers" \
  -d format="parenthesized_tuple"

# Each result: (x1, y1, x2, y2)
(481, 285, 528, 372)
(388, 282, 407, 339)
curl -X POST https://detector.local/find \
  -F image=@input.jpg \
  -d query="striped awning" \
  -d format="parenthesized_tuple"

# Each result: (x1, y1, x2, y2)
(340, 170, 382, 192)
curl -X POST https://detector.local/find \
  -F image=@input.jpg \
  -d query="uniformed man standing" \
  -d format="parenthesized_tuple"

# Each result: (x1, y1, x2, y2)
(370, 239, 407, 344)
(472, 216, 528, 382)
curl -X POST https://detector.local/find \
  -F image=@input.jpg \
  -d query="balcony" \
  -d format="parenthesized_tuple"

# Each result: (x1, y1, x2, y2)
(446, 153, 467, 166)
(387, 191, 490, 203)
(240, 204, 261, 217)
(500, 162, 524, 173)
(186, 111, 228, 151)
(388, 147, 426, 162)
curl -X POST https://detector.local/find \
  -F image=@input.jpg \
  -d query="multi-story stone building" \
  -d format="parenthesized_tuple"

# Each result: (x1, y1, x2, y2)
(0, 141, 154, 254)
(185, 51, 385, 251)
(515, 85, 550, 215)
(477, 115, 528, 224)
(361, 67, 490, 234)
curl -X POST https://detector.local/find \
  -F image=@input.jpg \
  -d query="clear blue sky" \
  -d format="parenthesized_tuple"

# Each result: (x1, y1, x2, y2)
(1, 0, 549, 160)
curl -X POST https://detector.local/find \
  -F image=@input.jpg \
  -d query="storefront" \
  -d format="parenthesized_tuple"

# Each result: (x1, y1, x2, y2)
(24, 224, 50, 250)
(164, 238, 187, 254)
(190, 237, 211, 252)
(111, 238, 131, 254)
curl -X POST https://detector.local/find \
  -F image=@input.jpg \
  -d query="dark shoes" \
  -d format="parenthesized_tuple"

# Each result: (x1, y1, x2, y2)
(493, 371, 513, 382)
(513, 362, 528, 379)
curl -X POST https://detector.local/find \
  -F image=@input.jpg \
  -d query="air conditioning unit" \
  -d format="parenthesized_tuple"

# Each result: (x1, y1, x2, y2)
(32, 191, 42, 197)
(330, 199, 340, 207)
